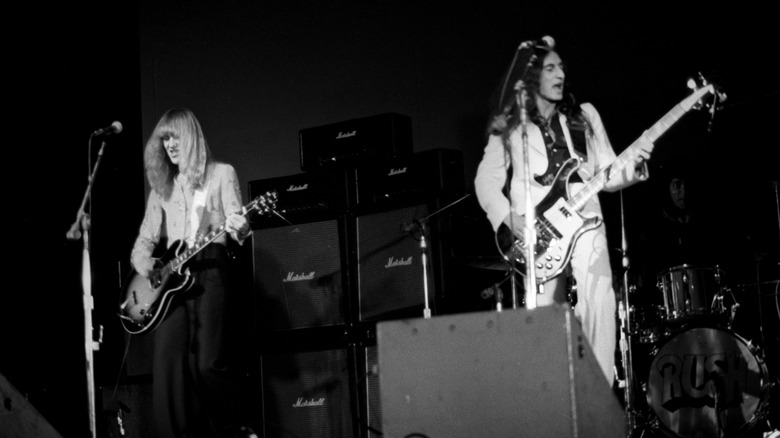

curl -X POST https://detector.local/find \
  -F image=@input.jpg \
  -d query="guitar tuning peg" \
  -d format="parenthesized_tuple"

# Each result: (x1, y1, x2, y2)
(696, 72, 712, 86)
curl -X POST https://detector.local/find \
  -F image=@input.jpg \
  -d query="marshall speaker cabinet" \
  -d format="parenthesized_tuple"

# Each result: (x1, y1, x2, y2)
(249, 172, 351, 332)
(257, 345, 357, 438)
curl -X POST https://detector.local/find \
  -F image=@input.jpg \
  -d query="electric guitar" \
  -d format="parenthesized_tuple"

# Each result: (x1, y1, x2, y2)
(496, 78, 721, 283)
(119, 191, 278, 335)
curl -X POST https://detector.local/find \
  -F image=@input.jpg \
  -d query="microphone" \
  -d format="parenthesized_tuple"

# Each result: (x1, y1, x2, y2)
(519, 35, 555, 50)
(93, 121, 123, 136)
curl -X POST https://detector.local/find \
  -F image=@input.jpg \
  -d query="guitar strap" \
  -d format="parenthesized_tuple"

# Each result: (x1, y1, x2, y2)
(500, 131, 513, 199)
(558, 113, 587, 160)
(499, 111, 589, 202)
(533, 115, 584, 186)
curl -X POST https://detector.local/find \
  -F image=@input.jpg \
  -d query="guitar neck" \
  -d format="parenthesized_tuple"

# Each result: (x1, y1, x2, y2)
(569, 87, 711, 212)
(166, 195, 274, 272)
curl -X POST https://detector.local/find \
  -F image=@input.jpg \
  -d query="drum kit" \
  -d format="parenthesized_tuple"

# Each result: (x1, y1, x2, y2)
(625, 264, 777, 438)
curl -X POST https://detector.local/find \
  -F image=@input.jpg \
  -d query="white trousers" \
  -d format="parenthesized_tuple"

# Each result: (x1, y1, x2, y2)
(535, 207, 617, 386)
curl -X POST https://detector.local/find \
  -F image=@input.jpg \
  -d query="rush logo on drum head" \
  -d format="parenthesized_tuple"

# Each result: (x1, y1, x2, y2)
(646, 327, 769, 438)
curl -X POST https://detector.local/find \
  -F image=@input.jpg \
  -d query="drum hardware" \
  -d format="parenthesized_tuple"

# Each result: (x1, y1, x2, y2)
(628, 304, 663, 345)
(477, 269, 574, 311)
(478, 273, 512, 309)
(713, 285, 742, 329)
(728, 295, 740, 329)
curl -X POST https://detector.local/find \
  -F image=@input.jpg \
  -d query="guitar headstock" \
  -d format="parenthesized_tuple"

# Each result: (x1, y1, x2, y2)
(686, 73, 727, 112)
(248, 190, 279, 216)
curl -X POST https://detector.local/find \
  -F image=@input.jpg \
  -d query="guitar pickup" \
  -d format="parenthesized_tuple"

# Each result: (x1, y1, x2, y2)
(538, 217, 563, 240)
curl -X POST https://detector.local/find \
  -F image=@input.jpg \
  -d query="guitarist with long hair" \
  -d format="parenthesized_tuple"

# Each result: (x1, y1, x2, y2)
(474, 40, 655, 387)
(130, 108, 256, 437)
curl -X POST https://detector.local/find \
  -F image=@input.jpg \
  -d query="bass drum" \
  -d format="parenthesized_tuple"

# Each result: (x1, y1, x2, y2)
(646, 327, 769, 437)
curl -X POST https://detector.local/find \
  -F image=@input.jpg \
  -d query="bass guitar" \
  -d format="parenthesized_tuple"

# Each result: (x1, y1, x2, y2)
(119, 191, 278, 335)
(497, 78, 721, 283)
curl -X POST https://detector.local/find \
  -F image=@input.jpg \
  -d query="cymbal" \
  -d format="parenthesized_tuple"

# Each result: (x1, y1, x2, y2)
(736, 279, 779, 288)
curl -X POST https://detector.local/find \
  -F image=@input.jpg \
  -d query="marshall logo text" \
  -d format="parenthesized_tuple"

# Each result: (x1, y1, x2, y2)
(282, 271, 315, 282)
(292, 397, 325, 408)
(336, 131, 356, 139)
(288, 184, 308, 192)
(384, 256, 413, 268)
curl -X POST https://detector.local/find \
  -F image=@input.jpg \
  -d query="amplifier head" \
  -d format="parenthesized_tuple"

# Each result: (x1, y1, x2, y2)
(299, 113, 413, 172)
(248, 171, 350, 227)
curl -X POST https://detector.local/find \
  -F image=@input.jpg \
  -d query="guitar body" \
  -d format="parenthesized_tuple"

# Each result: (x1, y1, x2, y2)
(497, 158, 601, 282)
(119, 241, 194, 335)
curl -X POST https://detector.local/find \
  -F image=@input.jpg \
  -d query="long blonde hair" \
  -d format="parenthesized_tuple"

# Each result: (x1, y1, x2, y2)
(144, 108, 212, 199)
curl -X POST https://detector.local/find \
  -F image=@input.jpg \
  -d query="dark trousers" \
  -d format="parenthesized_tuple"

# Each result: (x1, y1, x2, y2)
(152, 244, 248, 438)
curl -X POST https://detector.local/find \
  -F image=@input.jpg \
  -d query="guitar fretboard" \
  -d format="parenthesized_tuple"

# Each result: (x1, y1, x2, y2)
(568, 85, 712, 212)
(167, 192, 277, 272)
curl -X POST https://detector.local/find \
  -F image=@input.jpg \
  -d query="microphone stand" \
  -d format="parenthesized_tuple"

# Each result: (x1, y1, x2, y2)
(66, 135, 108, 438)
(616, 191, 636, 436)
(516, 81, 538, 310)
(495, 43, 542, 310)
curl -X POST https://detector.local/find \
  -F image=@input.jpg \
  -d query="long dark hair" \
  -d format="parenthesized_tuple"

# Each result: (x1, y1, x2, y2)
(488, 45, 591, 136)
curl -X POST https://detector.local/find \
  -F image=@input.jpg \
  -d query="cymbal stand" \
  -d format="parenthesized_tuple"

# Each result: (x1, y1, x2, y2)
(414, 219, 432, 319)
(616, 191, 637, 436)
(66, 135, 108, 438)
(405, 194, 472, 319)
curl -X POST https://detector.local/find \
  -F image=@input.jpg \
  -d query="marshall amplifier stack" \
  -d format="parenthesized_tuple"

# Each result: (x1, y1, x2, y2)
(248, 112, 466, 438)
(350, 148, 466, 323)
(248, 170, 359, 437)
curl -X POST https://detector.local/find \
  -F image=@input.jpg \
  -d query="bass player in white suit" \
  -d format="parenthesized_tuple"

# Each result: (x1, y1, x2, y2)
(474, 39, 654, 386)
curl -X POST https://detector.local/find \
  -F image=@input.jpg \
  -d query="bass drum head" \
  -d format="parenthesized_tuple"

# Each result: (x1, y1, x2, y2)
(646, 327, 768, 438)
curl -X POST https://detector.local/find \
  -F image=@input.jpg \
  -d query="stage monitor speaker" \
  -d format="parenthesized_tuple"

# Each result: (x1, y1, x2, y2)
(0, 372, 63, 438)
(355, 203, 434, 322)
(259, 347, 355, 438)
(376, 305, 626, 438)
(253, 219, 347, 331)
